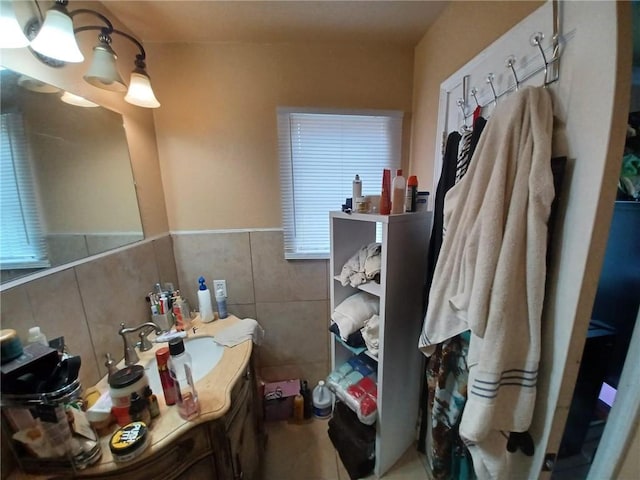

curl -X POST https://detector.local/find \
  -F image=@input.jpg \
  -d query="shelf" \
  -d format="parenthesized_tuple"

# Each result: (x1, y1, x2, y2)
(333, 333, 378, 362)
(330, 210, 430, 224)
(334, 334, 367, 356)
(333, 276, 381, 297)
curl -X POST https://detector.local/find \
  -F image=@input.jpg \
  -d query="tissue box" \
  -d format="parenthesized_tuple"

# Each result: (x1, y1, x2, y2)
(263, 379, 300, 421)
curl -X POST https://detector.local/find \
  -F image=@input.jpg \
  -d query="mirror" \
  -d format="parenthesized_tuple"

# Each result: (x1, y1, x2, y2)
(0, 68, 143, 284)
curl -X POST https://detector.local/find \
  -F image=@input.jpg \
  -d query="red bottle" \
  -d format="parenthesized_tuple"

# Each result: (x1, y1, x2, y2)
(156, 347, 176, 405)
(379, 169, 391, 215)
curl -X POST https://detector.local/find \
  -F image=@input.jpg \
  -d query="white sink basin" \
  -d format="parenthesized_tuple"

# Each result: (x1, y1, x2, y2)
(145, 336, 224, 396)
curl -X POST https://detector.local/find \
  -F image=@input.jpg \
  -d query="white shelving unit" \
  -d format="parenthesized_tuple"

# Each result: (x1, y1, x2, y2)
(329, 210, 431, 478)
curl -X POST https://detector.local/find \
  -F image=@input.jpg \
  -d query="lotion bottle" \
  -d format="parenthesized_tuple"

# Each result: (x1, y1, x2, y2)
(352, 174, 362, 202)
(215, 285, 228, 319)
(197, 276, 214, 323)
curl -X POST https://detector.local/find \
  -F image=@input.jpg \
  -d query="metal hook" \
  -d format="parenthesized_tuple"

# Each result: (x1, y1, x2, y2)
(470, 88, 480, 108)
(505, 56, 519, 91)
(486, 74, 498, 107)
(457, 99, 468, 130)
(530, 32, 549, 86)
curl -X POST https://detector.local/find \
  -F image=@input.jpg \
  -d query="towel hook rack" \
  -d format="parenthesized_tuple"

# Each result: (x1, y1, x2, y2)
(530, 32, 549, 86)
(471, 87, 480, 108)
(486, 74, 498, 107)
(457, 99, 469, 130)
(505, 56, 519, 91)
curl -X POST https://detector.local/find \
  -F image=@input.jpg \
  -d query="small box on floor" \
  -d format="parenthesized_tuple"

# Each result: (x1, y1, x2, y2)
(263, 379, 300, 421)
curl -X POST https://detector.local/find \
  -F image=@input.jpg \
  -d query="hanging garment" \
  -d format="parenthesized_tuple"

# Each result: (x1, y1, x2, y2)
(424, 131, 461, 303)
(425, 332, 470, 479)
(417, 130, 461, 454)
(419, 86, 554, 479)
(456, 116, 487, 184)
(423, 115, 487, 479)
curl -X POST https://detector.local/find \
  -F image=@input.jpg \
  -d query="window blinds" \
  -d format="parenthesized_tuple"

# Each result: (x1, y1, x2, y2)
(278, 109, 403, 259)
(0, 113, 49, 269)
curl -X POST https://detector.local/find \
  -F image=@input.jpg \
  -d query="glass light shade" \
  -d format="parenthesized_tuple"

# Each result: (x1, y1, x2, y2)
(124, 71, 160, 108)
(0, 3, 30, 48)
(83, 44, 127, 92)
(30, 8, 83, 63)
(61, 91, 99, 107)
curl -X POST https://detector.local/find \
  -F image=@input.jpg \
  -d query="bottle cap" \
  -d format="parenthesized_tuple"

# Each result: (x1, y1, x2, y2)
(198, 276, 207, 291)
(396, 169, 403, 176)
(169, 338, 185, 356)
(28, 327, 42, 336)
(155, 347, 170, 365)
(408, 175, 418, 187)
(354, 174, 360, 181)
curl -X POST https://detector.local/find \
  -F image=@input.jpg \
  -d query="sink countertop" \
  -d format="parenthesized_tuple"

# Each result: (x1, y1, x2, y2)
(9, 314, 253, 479)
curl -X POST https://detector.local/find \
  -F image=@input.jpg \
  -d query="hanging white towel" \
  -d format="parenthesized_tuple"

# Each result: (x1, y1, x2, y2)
(213, 318, 265, 347)
(418, 86, 554, 479)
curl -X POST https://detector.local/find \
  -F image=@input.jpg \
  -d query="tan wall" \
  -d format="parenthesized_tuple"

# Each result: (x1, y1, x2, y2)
(148, 42, 414, 230)
(409, 1, 543, 191)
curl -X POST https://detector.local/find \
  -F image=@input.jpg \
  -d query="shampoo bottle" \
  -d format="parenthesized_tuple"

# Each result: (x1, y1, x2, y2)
(197, 277, 214, 323)
(391, 169, 406, 214)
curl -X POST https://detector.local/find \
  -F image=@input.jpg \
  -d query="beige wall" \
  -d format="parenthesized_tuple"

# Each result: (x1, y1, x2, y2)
(148, 42, 414, 230)
(409, 1, 542, 190)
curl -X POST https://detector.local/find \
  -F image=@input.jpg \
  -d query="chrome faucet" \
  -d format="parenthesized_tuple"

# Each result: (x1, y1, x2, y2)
(118, 321, 164, 366)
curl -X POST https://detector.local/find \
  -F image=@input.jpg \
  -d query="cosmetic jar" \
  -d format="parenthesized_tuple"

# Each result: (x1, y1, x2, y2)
(109, 421, 150, 463)
(108, 365, 149, 408)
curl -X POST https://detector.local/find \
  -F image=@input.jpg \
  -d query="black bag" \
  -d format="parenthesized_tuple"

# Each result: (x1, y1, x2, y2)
(328, 401, 376, 480)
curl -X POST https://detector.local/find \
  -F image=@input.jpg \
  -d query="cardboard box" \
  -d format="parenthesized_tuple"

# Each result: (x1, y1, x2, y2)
(263, 379, 300, 421)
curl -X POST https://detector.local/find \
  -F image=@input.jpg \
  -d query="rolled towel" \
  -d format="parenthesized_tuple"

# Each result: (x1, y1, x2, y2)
(361, 314, 380, 357)
(331, 292, 379, 340)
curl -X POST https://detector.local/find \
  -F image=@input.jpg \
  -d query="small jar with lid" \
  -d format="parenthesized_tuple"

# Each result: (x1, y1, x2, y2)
(109, 421, 150, 463)
(108, 365, 149, 408)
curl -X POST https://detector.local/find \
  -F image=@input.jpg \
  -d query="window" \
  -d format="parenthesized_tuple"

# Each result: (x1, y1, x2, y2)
(277, 108, 403, 259)
(0, 113, 49, 269)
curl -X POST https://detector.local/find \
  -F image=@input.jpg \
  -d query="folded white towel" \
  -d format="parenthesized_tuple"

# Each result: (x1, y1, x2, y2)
(331, 292, 379, 340)
(339, 243, 382, 288)
(361, 314, 380, 357)
(213, 318, 265, 347)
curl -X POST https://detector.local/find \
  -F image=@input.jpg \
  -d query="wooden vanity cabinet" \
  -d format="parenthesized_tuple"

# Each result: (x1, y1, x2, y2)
(63, 357, 263, 480)
(218, 357, 263, 480)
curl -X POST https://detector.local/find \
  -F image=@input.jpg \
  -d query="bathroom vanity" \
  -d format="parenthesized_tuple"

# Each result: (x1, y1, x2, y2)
(6, 316, 263, 480)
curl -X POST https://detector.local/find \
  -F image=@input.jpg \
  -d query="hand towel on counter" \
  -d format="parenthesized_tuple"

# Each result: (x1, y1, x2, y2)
(213, 318, 265, 347)
(331, 292, 379, 341)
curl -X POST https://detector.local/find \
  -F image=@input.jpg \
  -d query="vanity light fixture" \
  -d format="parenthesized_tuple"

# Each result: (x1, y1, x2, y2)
(0, 0, 30, 48)
(60, 91, 99, 107)
(82, 30, 127, 92)
(1, 0, 160, 108)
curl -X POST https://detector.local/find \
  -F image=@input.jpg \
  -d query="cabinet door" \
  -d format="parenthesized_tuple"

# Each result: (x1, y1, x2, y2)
(176, 456, 217, 480)
(76, 424, 214, 480)
(227, 376, 261, 479)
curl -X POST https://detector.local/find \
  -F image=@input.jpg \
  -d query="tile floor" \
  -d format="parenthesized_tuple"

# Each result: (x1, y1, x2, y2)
(261, 418, 431, 480)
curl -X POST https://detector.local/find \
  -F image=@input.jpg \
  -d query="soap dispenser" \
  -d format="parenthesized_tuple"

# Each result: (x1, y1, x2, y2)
(197, 276, 214, 323)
